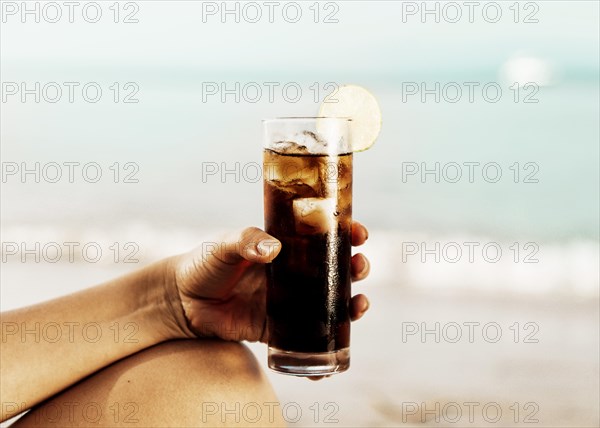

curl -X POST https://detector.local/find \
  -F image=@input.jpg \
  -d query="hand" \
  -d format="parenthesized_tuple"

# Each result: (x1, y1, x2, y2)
(169, 222, 370, 343)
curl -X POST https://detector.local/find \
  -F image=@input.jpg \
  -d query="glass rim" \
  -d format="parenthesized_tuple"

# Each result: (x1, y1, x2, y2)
(262, 116, 352, 122)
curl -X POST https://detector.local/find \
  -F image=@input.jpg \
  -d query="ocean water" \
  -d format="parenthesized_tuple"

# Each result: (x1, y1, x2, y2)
(2, 77, 598, 231)
(1, 77, 598, 300)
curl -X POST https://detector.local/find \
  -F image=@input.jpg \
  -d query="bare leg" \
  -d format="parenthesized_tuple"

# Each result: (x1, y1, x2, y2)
(14, 340, 285, 427)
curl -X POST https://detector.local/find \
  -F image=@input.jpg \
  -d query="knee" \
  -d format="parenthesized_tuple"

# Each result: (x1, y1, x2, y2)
(113, 339, 284, 426)
(181, 339, 265, 382)
(16, 340, 285, 427)
(158, 339, 275, 397)
(156, 339, 261, 374)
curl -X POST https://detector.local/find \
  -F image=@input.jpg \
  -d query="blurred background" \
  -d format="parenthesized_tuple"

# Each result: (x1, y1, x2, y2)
(1, 1, 598, 426)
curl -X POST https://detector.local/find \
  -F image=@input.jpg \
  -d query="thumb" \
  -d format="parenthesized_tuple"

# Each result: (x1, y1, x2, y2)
(255, 238, 282, 262)
(221, 227, 282, 264)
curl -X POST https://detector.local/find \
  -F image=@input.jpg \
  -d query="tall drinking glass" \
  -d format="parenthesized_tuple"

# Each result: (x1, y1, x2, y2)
(263, 117, 352, 376)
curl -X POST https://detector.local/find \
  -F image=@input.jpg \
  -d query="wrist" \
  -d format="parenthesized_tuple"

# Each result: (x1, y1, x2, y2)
(157, 256, 198, 341)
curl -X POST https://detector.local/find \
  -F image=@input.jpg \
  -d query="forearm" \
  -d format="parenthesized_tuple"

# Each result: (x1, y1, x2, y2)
(0, 257, 191, 421)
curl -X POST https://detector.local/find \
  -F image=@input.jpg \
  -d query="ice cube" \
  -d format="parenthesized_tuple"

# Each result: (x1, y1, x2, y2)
(271, 131, 328, 155)
(296, 131, 327, 155)
(293, 198, 336, 234)
(265, 152, 320, 195)
(271, 140, 309, 155)
(267, 180, 318, 199)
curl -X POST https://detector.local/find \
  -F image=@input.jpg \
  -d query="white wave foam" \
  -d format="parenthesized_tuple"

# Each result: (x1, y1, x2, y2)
(2, 225, 598, 298)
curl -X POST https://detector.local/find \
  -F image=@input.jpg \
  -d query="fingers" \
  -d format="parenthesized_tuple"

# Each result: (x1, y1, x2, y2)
(351, 221, 369, 247)
(211, 222, 367, 265)
(351, 253, 370, 281)
(350, 294, 370, 321)
(215, 227, 281, 265)
(350, 251, 370, 320)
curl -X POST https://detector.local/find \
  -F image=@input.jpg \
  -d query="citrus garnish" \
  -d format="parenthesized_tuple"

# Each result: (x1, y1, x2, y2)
(318, 84, 382, 152)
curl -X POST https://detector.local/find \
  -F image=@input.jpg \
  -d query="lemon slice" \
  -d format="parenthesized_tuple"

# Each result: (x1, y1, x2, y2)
(318, 84, 382, 152)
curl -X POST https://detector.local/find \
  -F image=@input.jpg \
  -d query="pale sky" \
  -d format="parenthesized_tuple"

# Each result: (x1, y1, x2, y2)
(1, 1, 598, 75)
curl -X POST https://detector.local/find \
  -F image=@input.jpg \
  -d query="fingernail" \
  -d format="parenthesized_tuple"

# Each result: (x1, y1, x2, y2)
(257, 239, 281, 256)
(360, 256, 370, 274)
(364, 298, 370, 312)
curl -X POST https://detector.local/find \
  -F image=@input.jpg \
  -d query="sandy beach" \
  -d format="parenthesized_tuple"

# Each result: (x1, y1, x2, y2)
(2, 260, 598, 427)
(254, 287, 599, 427)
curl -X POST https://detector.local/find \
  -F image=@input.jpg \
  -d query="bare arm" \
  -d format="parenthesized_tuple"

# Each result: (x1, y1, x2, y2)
(0, 258, 191, 421)
(1, 223, 370, 422)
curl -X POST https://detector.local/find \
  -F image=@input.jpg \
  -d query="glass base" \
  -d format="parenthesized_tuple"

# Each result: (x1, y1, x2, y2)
(268, 347, 350, 376)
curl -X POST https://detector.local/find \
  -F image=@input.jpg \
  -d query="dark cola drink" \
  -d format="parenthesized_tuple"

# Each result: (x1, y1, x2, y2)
(263, 118, 353, 376)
